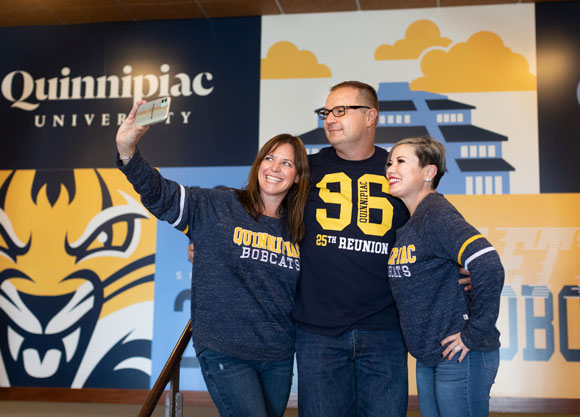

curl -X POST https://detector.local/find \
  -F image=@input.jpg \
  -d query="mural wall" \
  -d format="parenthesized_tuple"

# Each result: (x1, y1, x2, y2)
(0, 1, 579, 402)
(259, 3, 579, 399)
(0, 17, 260, 389)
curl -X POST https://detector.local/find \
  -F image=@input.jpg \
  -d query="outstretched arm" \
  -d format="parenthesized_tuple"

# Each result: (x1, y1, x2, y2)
(116, 100, 150, 164)
(115, 101, 187, 232)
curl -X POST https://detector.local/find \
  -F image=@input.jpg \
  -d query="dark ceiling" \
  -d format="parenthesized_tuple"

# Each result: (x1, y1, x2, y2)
(0, 0, 570, 27)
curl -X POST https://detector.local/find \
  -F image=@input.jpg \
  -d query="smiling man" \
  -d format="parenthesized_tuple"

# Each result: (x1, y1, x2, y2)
(293, 81, 410, 417)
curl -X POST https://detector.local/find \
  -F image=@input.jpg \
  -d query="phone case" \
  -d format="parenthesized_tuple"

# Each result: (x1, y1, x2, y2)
(135, 97, 171, 126)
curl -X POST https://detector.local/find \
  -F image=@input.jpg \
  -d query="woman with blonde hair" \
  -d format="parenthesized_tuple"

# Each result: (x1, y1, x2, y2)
(386, 136, 504, 417)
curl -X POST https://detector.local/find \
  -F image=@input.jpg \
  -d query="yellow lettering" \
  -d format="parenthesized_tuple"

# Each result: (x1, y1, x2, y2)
(357, 174, 393, 236)
(316, 172, 352, 231)
(388, 247, 399, 265)
(242, 229, 252, 246)
(267, 235, 276, 252)
(399, 246, 408, 264)
(408, 245, 416, 263)
(233, 227, 243, 245)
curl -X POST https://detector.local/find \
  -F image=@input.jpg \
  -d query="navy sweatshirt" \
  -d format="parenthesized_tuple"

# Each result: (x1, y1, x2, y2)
(119, 149, 300, 361)
(388, 192, 504, 366)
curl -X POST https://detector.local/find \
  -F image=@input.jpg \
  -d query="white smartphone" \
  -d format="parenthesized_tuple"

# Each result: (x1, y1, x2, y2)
(135, 97, 171, 126)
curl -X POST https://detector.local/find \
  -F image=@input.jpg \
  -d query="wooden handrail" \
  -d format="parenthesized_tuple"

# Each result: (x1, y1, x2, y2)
(138, 319, 193, 417)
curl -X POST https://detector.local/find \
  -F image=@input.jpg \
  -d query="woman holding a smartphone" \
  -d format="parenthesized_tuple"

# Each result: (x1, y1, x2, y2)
(116, 100, 310, 417)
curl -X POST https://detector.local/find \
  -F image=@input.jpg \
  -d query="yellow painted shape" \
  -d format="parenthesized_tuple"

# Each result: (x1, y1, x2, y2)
(375, 19, 452, 60)
(446, 193, 579, 228)
(411, 31, 537, 92)
(261, 41, 331, 79)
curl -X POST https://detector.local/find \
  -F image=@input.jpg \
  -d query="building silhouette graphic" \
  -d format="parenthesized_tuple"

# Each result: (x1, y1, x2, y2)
(299, 82, 515, 195)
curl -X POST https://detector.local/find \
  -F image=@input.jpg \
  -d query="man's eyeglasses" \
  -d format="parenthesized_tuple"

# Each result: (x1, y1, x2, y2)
(315, 105, 371, 120)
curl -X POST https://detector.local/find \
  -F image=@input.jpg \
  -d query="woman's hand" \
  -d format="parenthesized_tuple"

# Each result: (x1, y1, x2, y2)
(441, 332, 470, 363)
(187, 243, 194, 263)
(116, 100, 150, 162)
(459, 267, 472, 291)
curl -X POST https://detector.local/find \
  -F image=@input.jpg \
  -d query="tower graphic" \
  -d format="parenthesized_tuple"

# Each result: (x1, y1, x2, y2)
(300, 82, 515, 195)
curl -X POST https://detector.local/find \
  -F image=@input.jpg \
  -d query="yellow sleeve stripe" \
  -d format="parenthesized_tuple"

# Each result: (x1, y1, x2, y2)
(183, 225, 189, 235)
(457, 234, 484, 265)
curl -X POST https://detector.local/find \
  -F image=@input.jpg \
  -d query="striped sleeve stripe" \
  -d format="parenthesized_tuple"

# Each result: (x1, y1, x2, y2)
(170, 184, 186, 228)
(457, 234, 484, 265)
(464, 247, 496, 271)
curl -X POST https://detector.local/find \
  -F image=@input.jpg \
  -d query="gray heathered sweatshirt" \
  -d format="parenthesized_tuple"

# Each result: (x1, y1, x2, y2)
(119, 149, 299, 361)
(388, 192, 504, 366)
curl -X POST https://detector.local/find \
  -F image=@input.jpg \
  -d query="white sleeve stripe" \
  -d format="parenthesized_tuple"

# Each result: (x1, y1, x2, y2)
(170, 184, 186, 227)
(464, 247, 496, 271)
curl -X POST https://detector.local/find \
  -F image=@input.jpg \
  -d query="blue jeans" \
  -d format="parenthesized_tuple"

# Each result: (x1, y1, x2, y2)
(416, 349, 500, 417)
(296, 327, 408, 417)
(198, 348, 294, 417)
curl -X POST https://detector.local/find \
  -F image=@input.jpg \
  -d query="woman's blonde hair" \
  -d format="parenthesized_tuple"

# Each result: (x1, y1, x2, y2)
(388, 136, 446, 189)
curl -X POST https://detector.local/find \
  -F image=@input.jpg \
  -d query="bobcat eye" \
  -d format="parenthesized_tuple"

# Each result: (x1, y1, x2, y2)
(0, 208, 30, 263)
(65, 191, 150, 263)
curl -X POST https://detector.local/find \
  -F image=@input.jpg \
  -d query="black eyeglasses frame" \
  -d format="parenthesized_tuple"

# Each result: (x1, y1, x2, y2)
(315, 105, 372, 120)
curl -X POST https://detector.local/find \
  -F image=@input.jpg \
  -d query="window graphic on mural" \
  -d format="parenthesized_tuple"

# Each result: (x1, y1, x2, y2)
(0, 168, 157, 388)
(299, 82, 515, 195)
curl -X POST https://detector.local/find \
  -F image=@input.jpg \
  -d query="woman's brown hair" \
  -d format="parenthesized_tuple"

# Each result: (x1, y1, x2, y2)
(237, 134, 310, 243)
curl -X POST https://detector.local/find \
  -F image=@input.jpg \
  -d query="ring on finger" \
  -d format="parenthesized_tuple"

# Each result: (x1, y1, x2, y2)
(453, 346, 461, 352)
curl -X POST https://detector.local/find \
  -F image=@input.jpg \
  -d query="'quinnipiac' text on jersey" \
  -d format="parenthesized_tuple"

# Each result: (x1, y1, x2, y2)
(388, 192, 504, 366)
(293, 146, 409, 336)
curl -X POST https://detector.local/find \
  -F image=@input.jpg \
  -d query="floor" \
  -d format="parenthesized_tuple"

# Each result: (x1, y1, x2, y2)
(1, 402, 579, 417)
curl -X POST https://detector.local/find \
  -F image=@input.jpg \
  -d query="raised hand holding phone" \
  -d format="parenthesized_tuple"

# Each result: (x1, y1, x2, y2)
(116, 100, 150, 163)
(116, 98, 171, 164)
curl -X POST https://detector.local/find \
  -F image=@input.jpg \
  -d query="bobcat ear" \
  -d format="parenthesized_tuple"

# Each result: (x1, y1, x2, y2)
(31, 170, 77, 207)
(0, 170, 16, 210)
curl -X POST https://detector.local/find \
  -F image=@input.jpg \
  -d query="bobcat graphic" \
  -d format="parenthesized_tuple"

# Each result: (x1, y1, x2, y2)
(0, 168, 157, 388)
